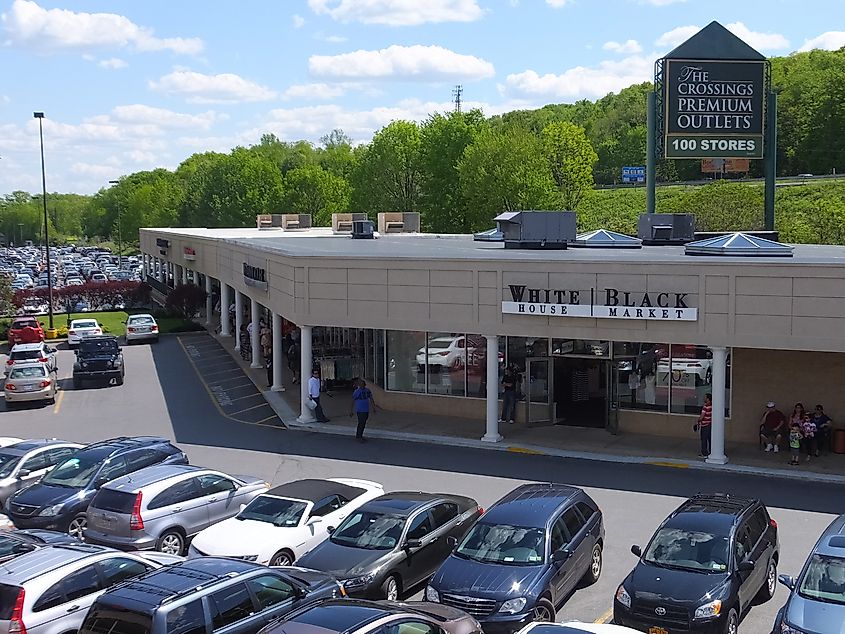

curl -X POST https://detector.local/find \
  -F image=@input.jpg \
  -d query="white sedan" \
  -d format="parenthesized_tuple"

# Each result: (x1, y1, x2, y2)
(189, 477, 384, 566)
(67, 318, 102, 348)
(125, 313, 159, 343)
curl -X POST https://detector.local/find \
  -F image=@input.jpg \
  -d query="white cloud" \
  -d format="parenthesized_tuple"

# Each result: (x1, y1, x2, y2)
(641, 0, 685, 5)
(306, 0, 483, 26)
(149, 70, 277, 104)
(1, 0, 203, 55)
(545, 0, 569, 7)
(317, 33, 347, 42)
(603, 39, 642, 54)
(107, 105, 224, 130)
(292, 14, 305, 28)
(309, 45, 494, 81)
(0, 95, 9, 105)
(98, 57, 127, 69)
(799, 31, 845, 52)
(283, 83, 348, 100)
(655, 22, 788, 52)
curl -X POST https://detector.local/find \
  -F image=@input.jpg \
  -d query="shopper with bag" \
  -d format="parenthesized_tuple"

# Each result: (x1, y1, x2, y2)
(308, 369, 329, 423)
(694, 393, 712, 458)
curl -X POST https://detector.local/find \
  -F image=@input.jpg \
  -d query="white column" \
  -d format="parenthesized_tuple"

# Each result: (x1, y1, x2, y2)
(204, 275, 213, 326)
(706, 346, 729, 465)
(272, 312, 284, 391)
(298, 325, 315, 423)
(250, 298, 262, 369)
(234, 290, 243, 351)
(141, 254, 147, 278)
(481, 335, 503, 443)
(220, 284, 231, 337)
(158, 259, 165, 284)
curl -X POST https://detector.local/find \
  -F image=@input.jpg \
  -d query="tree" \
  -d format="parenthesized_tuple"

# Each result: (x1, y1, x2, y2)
(419, 109, 487, 233)
(458, 127, 562, 229)
(350, 121, 421, 215)
(541, 121, 598, 210)
(0, 277, 14, 316)
(166, 283, 207, 319)
(282, 165, 351, 225)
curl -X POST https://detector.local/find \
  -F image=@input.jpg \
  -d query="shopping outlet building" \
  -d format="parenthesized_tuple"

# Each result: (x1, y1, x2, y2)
(139, 221, 845, 464)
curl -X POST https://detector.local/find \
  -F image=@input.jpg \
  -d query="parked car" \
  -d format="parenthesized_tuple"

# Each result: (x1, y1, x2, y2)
(189, 478, 385, 565)
(772, 513, 845, 633)
(0, 543, 181, 634)
(259, 599, 484, 634)
(125, 313, 159, 343)
(5, 341, 58, 375)
(296, 492, 482, 601)
(4, 364, 57, 407)
(0, 528, 79, 563)
(417, 336, 474, 372)
(7, 317, 44, 346)
(614, 493, 779, 634)
(85, 464, 268, 555)
(515, 622, 640, 634)
(72, 335, 124, 388)
(67, 318, 102, 348)
(80, 557, 346, 634)
(426, 483, 604, 631)
(0, 439, 82, 504)
(6, 436, 188, 537)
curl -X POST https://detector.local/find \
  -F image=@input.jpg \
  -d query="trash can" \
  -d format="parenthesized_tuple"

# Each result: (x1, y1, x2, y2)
(834, 429, 845, 454)
(45, 328, 59, 339)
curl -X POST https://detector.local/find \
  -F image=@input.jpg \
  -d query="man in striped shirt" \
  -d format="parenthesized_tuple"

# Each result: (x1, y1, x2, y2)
(697, 393, 713, 457)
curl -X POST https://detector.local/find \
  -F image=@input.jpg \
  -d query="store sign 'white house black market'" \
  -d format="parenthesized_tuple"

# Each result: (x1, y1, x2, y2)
(502, 286, 697, 321)
(243, 263, 268, 291)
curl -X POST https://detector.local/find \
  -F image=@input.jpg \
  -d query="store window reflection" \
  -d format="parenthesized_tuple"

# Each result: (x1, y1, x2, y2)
(507, 337, 549, 375)
(668, 345, 731, 416)
(425, 332, 467, 397)
(614, 342, 669, 412)
(387, 330, 425, 393)
(464, 335, 493, 398)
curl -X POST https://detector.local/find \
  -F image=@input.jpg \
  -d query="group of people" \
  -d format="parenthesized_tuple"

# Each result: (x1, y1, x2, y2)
(760, 402, 835, 465)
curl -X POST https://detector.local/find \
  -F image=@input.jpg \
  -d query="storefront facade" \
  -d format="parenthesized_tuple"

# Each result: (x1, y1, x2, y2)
(139, 227, 845, 457)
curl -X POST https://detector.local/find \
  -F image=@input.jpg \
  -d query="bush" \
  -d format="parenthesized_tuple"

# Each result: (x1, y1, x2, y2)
(165, 283, 207, 319)
(13, 280, 148, 312)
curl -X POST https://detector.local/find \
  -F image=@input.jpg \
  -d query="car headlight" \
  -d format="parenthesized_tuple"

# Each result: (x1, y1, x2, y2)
(615, 585, 631, 609)
(693, 599, 722, 620)
(425, 586, 440, 602)
(38, 503, 64, 517)
(342, 573, 377, 589)
(498, 598, 527, 614)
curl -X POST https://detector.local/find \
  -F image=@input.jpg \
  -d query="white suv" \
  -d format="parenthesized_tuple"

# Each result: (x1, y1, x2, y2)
(4, 343, 58, 376)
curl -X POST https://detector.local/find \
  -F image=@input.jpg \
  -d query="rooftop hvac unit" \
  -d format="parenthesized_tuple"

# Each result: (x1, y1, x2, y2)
(637, 213, 695, 245)
(351, 219, 375, 239)
(494, 211, 576, 250)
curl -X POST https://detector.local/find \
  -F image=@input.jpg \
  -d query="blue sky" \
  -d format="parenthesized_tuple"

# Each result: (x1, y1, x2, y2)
(1, 0, 843, 194)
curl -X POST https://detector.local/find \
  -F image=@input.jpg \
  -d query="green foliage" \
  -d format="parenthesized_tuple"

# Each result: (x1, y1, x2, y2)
(282, 165, 351, 225)
(165, 283, 208, 319)
(0, 277, 14, 316)
(541, 121, 598, 210)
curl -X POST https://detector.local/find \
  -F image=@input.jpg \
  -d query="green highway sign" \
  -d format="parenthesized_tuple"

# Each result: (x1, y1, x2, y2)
(665, 134, 763, 158)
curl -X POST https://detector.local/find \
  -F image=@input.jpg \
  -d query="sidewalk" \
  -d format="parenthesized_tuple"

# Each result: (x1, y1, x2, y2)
(206, 330, 845, 484)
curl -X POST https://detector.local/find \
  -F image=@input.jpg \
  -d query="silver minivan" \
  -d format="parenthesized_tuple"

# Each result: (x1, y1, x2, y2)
(84, 464, 268, 556)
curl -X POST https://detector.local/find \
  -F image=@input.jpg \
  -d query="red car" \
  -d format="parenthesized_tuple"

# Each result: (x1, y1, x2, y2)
(7, 317, 45, 347)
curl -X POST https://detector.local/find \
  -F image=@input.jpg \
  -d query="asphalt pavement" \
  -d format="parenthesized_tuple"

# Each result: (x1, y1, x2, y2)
(0, 333, 839, 630)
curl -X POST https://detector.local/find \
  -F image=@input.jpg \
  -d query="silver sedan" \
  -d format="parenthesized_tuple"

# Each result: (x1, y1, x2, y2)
(125, 314, 159, 343)
(3, 364, 56, 406)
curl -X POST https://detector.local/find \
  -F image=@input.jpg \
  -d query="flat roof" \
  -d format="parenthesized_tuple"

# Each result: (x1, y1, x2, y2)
(144, 227, 845, 266)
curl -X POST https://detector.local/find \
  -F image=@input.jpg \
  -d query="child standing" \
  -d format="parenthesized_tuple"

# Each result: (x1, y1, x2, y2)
(789, 423, 803, 466)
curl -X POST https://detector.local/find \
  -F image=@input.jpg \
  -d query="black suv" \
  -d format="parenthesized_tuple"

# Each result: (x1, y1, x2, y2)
(73, 335, 124, 387)
(614, 493, 779, 633)
(6, 436, 187, 538)
(81, 557, 345, 634)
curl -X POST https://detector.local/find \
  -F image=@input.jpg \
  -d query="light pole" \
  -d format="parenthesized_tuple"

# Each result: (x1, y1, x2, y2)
(108, 179, 122, 269)
(17, 223, 24, 246)
(33, 112, 54, 330)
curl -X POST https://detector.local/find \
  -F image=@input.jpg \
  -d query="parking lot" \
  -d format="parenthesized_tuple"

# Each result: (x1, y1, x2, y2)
(1, 332, 840, 629)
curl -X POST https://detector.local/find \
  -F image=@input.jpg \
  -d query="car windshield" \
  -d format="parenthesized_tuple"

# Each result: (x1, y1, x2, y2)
(9, 366, 46, 379)
(237, 496, 307, 527)
(10, 350, 41, 361)
(80, 340, 117, 354)
(0, 454, 20, 479)
(128, 316, 154, 325)
(798, 554, 845, 605)
(643, 527, 730, 573)
(455, 522, 545, 565)
(12, 321, 37, 329)
(330, 511, 405, 550)
(74, 321, 97, 329)
(41, 454, 102, 488)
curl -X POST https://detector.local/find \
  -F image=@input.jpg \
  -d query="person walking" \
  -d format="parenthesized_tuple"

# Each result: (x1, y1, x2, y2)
(308, 369, 329, 423)
(499, 364, 518, 424)
(350, 379, 378, 442)
(695, 393, 713, 458)
(288, 339, 300, 384)
(265, 350, 273, 388)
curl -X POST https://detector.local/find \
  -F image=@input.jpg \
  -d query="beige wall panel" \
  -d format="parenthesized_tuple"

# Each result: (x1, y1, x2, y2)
(707, 295, 729, 314)
(793, 297, 845, 318)
(349, 284, 387, 301)
(310, 267, 347, 284)
(430, 270, 473, 287)
(502, 272, 549, 288)
(269, 261, 294, 281)
(735, 295, 793, 316)
(429, 303, 474, 324)
(310, 283, 348, 300)
(294, 297, 308, 315)
(389, 269, 429, 286)
(793, 276, 845, 298)
(735, 314, 791, 336)
(389, 286, 430, 302)
(479, 304, 502, 325)
(736, 276, 792, 296)
(478, 271, 497, 288)
(295, 282, 306, 299)
(389, 302, 430, 321)
(431, 286, 474, 305)
(502, 313, 549, 330)
(479, 287, 500, 306)
(351, 268, 388, 285)
(349, 300, 387, 321)
(704, 313, 729, 336)
(269, 276, 294, 296)
(596, 274, 648, 292)
(791, 317, 845, 339)
(295, 268, 307, 283)
(705, 276, 730, 295)
(309, 298, 346, 318)
(548, 273, 597, 288)
(646, 275, 699, 292)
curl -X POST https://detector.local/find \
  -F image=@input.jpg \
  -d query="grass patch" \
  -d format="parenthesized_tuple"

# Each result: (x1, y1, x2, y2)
(44, 311, 202, 338)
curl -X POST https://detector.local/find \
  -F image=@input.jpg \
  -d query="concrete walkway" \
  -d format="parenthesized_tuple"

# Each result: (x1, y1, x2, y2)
(206, 329, 845, 484)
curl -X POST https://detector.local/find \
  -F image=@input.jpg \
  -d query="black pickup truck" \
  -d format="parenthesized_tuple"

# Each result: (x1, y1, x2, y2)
(72, 335, 125, 388)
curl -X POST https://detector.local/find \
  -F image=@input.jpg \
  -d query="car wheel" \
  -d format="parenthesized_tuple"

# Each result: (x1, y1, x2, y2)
(73, 377, 81, 389)
(756, 558, 777, 601)
(67, 514, 87, 539)
(581, 543, 603, 586)
(116, 373, 124, 386)
(270, 550, 295, 566)
(532, 598, 555, 623)
(157, 530, 185, 556)
(381, 575, 400, 601)
(5, 401, 17, 410)
(723, 607, 738, 634)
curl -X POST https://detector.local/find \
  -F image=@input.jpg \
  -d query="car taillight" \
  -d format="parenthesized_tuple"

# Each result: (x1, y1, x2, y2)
(68, 329, 76, 335)
(5, 359, 12, 365)
(127, 327, 135, 333)
(38, 357, 48, 362)
(151, 325, 158, 331)
(94, 329, 101, 334)
(770, 518, 778, 529)
(130, 491, 144, 531)
(5, 384, 15, 391)
(478, 507, 484, 516)
(438, 351, 450, 356)
(39, 380, 51, 388)
(9, 587, 25, 634)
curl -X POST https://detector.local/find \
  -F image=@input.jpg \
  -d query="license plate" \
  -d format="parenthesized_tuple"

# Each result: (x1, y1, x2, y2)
(649, 628, 669, 634)
(136, 327, 149, 333)
(23, 385, 34, 392)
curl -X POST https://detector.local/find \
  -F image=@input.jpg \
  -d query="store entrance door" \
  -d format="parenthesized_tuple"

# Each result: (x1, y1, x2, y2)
(552, 357, 608, 428)
(526, 357, 554, 426)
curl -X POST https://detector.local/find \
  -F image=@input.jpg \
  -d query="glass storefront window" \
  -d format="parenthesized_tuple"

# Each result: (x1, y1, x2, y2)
(386, 330, 426, 393)
(668, 344, 713, 415)
(425, 332, 467, 397)
(374, 329, 385, 388)
(464, 334, 491, 398)
(615, 342, 670, 412)
(507, 337, 549, 375)
(552, 339, 609, 357)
